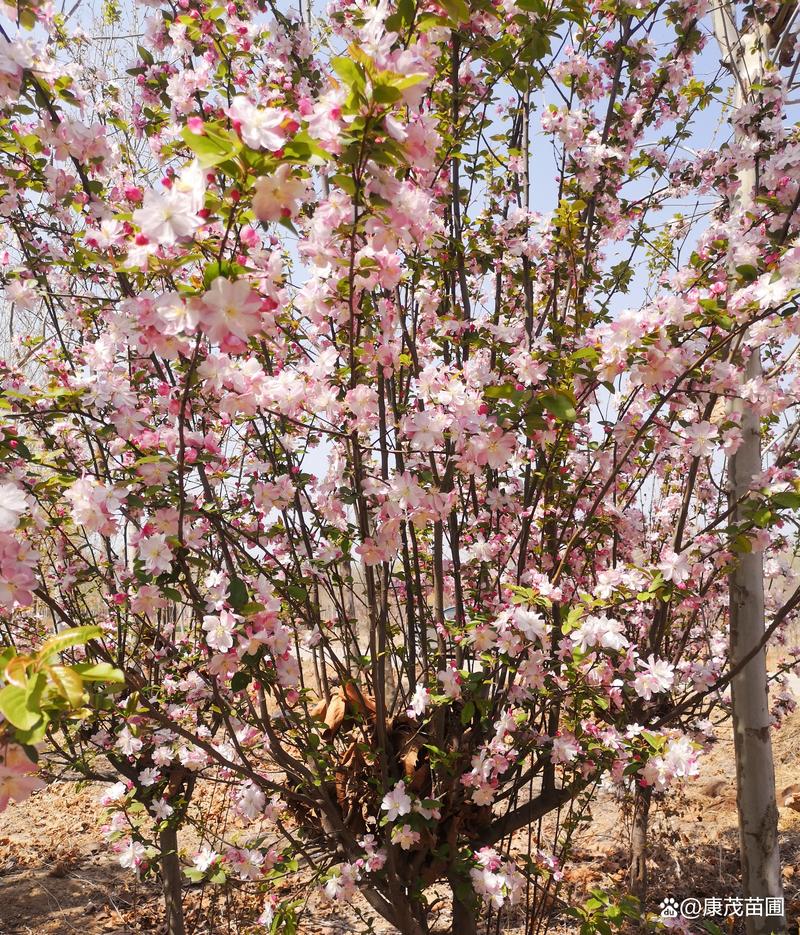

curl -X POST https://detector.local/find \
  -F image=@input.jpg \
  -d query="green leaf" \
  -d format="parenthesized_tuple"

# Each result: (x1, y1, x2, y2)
(539, 389, 577, 422)
(331, 57, 365, 92)
(460, 700, 475, 725)
(440, 0, 470, 22)
(641, 730, 665, 751)
(72, 662, 126, 683)
(562, 605, 583, 635)
(485, 383, 521, 400)
(181, 125, 241, 168)
(10, 438, 31, 459)
(373, 83, 402, 104)
(736, 264, 759, 282)
(48, 665, 85, 706)
(203, 259, 245, 288)
(281, 131, 331, 163)
(229, 576, 249, 611)
(0, 683, 42, 731)
(19, 5, 36, 28)
(0, 646, 14, 673)
(423, 742, 447, 758)
(386, 0, 415, 29)
(392, 73, 428, 92)
(750, 506, 772, 528)
(772, 491, 800, 510)
(230, 671, 251, 692)
(40, 625, 102, 657)
(417, 12, 448, 30)
(16, 717, 49, 745)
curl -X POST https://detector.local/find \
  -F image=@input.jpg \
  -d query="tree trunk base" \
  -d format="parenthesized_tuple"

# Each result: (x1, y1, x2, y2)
(159, 825, 186, 935)
(629, 783, 652, 921)
(450, 878, 478, 935)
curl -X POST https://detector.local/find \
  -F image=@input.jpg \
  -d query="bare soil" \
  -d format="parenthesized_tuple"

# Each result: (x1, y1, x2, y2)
(2, 714, 800, 935)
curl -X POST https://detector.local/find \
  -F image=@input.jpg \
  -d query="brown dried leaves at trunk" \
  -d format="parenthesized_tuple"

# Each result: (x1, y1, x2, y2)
(309, 682, 430, 834)
(306, 682, 492, 883)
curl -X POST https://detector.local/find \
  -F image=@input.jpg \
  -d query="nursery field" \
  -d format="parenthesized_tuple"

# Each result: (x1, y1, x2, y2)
(3, 712, 800, 935)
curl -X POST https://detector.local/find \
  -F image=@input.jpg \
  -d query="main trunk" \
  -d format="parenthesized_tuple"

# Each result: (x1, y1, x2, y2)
(159, 825, 187, 935)
(629, 784, 652, 917)
(449, 875, 478, 935)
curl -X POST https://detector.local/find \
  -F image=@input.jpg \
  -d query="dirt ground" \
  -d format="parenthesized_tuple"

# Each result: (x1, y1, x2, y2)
(2, 714, 800, 935)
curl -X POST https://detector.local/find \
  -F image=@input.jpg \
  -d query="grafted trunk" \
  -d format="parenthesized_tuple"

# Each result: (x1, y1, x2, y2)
(450, 876, 478, 935)
(159, 825, 186, 935)
(629, 783, 652, 916)
(362, 888, 428, 935)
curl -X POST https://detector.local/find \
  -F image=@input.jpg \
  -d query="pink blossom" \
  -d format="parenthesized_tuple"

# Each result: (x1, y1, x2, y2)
(392, 824, 420, 850)
(323, 861, 360, 901)
(658, 549, 692, 585)
(641, 735, 699, 790)
(151, 798, 174, 820)
(132, 188, 201, 245)
(683, 420, 719, 457)
(200, 277, 263, 344)
(118, 838, 146, 870)
(229, 96, 287, 151)
(235, 781, 266, 820)
(252, 164, 309, 222)
(571, 614, 629, 653)
(116, 727, 143, 756)
(551, 733, 581, 764)
(202, 610, 240, 653)
(65, 476, 123, 535)
(633, 655, 675, 701)
(472, 782, 497, 806)
(381, 780, 412, 821)
(193, 846, 218, 872)
(0, 484, 27, 532)
(470, 849, 525, 908)
(437, 665, 462, 700)
(100, 781, 128, 805)
(0, 534, 38, 609)
(406, 684, 430, 719)
(138, 533, 173, 574)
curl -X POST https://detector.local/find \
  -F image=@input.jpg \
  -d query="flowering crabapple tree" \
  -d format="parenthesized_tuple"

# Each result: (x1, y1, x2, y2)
(1, 0, 800, 931)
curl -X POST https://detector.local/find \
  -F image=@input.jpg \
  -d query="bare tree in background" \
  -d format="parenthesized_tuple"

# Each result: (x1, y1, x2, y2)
(714, 3, 799, 930)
